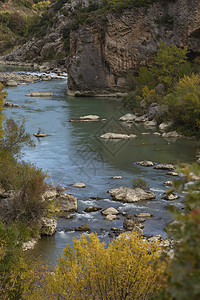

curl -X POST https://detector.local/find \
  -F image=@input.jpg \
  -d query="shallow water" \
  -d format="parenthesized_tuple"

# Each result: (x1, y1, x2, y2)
(2, 70, 200, 265)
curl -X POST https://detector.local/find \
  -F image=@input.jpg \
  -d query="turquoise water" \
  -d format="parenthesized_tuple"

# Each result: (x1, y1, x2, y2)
(2, 71, 200, 264)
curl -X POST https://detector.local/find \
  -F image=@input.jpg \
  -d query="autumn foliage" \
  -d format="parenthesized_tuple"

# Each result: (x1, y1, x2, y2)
(34, 232, 166, 300)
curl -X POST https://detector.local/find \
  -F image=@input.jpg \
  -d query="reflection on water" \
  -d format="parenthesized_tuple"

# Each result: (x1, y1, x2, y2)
(3, 73, 200, 265)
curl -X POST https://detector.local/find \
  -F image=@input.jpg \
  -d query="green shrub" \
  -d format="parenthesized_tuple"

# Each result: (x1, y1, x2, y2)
(132, 177, 150, 190)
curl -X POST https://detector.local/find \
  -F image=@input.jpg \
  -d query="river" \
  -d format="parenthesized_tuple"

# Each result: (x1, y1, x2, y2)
(1, 66, 199, 265)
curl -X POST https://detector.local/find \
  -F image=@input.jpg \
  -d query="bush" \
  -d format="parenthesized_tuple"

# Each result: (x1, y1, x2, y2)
(164, 73, 200, 135)
(36, 232, 166, 299)
(132, 177, 150, 190)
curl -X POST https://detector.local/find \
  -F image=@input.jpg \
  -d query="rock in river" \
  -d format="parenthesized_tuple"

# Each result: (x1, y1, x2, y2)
(40, 217, 57, 235)
(75, 224, 90, 232)
(136, 160, 154, 167)
(101, 133, 137, 139)
(108, 187, 156, 203)
(154, 164, 174, 170)
(119, 113, 137, 122)
(70, 182, 86, 188)
(101, 207, 120, 215)
(58, 194, 78, 212)
(84, 206, 102, 212)
(26, 91, 53, 97)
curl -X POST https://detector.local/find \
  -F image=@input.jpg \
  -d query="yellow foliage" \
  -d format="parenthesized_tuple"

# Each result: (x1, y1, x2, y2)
(34, 232, 166, 299)
(142, 85, 158, 104)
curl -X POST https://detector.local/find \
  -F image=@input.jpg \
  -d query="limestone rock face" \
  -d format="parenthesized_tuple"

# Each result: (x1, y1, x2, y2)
(67, 0, 200, 95)
(108, 187, 155, 203)
(40, 218, 57, 235)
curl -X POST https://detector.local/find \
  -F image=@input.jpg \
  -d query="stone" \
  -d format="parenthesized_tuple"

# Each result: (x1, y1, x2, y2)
(4, 102, 19, 108)
(79, 115, 100, 120)
(75, 224, 90, 231)
(26, 91, 53, 97)
(101, 207, 120, 215)
(5, 80, 18, 87)
(164, 181, 173, 186)
(163, 193, 179, 201)
(84, 206, 102, 212)
(111, 176, 122, 179)
(43, 187, 58, 200)
(159, 121, 173, 132)
(100, 133, 137, 139)
(166, 171, 179, 176)
(104, 214, 119, 221)
(108, 187, 156, 203)
(70, 182, 86, 188)
(111, 227, 122, 232)
(144, 120, 157, 127)
(23, 238, 38, 251)
(155, 83, 166, 95)
(136, 160, 154, 167)
(162, 131, 181, 138)
(135, 115, 148, 122)
(119, 113, 137, 122)
(141, 132, 150, 135)
(33, 133, 51, 138)
(153, 132, 161, 136)
(123, 218, 143, 235)
(154, 164, 174, 170)
(40, 218, 57, 235)
(134, 213, 153, 218)
(197, 158, 200, 165)
(58, 194, 78, 212)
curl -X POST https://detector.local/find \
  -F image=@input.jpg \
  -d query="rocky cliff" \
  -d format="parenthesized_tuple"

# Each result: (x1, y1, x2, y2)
(2, 0, 200, 95)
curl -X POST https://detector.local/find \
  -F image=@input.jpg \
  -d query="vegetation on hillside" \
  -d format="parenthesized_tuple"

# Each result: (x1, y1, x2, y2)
(123, 42, 200, 136)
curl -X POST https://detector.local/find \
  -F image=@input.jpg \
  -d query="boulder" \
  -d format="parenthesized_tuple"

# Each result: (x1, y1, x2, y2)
(70, 182, 86, 188)
(135, 115, 148, 122)
(164, 181, 173, 186)
(75, 224, 90, 231)
(136, 160, 154, 167)
(162, 131, 181, 138)
(153, 132, 161, 136)
(40, 218, 57, 235)
(26, 91, 53, 97)
(101, 207, 120, 215)
(144, 120, 157, 127)
(134, 213, 153, 218)
(108, 187, 156, 203)
(123, 218, 143, 235)
(119, 113, 137, 122)
(104, 214, 119, 221)
(5, 80, 18, 87)
(84, 206, 102, 212)
(154, 164, 174, 170)
(43, 187, 58, 200)
(4, 102, 19, 108)
(112, 176, 122, 179)
(58, 194, 78, 212)
(166, 171, 179, 176)
(163, 193, 179, 201)
(22, 238, 38, 251)
(148, 103, 168, 120)
(79, 115, 100, 120)
(100, 133, 137, 139)
(159, 121, 173, 132)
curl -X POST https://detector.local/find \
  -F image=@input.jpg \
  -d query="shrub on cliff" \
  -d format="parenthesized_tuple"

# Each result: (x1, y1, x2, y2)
(32, 232, 166, 299)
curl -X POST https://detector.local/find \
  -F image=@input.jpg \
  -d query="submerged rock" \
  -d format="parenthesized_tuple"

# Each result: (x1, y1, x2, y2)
(104, 214, 119, 221)
(4, 102, 19, 108)
(111, 176, 122, 179)
(162, 131, 181, 138)
(154, 164, 174, 170)
(164, 181, 173, 186)
(134, 213, 153, 218)
(26, 91, 53, 97)
(70, 182, 86, 188)
(163, 193, 179, 201)
(79, 115, 100, 120)
(123, 217, 143, 235)
(166, 171, 179, 176)
(136, 160, 154, 167)
(75, 224, 90, 232)
(84, 206, 102, 212)
(100, 133, 137, 139)
(108, 187, 155, 203)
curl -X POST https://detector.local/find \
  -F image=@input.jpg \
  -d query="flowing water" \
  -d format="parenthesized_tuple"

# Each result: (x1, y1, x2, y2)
(1, 67, 200, 265)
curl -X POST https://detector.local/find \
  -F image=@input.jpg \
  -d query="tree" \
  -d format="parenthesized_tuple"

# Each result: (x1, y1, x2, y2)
(164, 73, 200, 135)
(156, 164, 200, 300)
(150, 42, 188, 89)
(35, 232, 166, 299)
